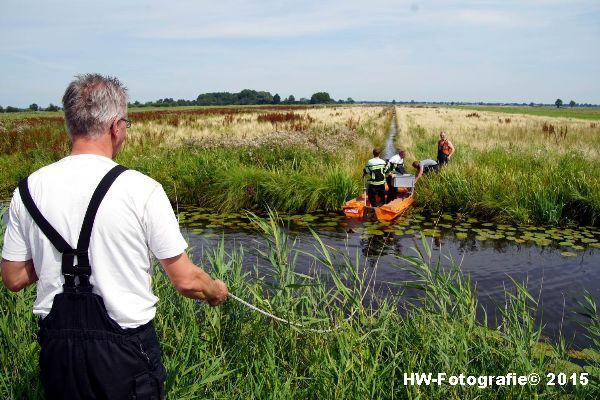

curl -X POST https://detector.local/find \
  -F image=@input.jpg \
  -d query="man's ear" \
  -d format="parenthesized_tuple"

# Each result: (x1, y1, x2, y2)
(109, 118, 119, 138)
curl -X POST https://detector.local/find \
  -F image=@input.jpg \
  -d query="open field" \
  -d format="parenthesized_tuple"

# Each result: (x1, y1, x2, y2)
(454, 105, 600, 120)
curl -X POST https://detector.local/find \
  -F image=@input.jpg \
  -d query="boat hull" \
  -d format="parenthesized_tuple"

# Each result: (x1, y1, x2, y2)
(342, 192, 413, 221)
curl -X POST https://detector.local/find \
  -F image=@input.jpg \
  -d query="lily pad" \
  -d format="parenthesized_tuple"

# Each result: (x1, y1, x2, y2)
(456, 232, 468, 239)
(534, 238, 552, 247)
(422, 229, 441, 238)
(561, 251, 578, 257)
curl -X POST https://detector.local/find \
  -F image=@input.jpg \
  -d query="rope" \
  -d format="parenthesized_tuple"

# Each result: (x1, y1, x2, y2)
(227, 292, 354, 334)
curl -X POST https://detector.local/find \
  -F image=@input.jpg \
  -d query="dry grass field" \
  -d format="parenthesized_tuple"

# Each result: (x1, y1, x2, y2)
(395, 106, 600, 161)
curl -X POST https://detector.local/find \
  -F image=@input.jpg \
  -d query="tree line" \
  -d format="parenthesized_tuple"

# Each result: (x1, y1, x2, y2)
(0, 90, 356, 112)
(0, 103, 61, 113)
(130, 90, 355, 108)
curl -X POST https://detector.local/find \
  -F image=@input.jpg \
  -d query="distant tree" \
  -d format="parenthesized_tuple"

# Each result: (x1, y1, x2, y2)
(0, 105, 4, 113)
(346, 97, 355, 104)
(273, 93, 281, 104)
(569, 100, 576, 107)
(529, 102, 535, 107)
(29, 103, 39, 111)
(310, 92, 333, 104)
(555, 98, 563, 108)
(392, 99, 396, 104)
(6, 106, 21, 113)
(239, 89, 257, 104)
(299, 97, 309, 104)
(46, 104, 60, 111)
(337, 99, 344, 104)
(286, 95, 295, 103)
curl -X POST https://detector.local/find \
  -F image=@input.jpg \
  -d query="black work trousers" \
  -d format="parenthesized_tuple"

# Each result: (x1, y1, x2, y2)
(385, 176, 398, 203)
(367, 184, 386, 207)
(38, 291, 166, 400)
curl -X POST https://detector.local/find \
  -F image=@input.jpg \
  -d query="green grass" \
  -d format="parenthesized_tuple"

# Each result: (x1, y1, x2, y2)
(454, 105, 600, 120)
(1, 105, 598, 226)
(2, 212, 600, 399)
(412, 149, 600, 225)
(0, 106, 387, 214)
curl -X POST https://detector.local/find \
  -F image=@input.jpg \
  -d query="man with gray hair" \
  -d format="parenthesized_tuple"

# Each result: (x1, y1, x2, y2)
(1, 74, 228, 399)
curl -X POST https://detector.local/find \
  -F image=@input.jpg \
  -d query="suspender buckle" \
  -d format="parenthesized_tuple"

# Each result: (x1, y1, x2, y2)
(61, 250, 91, 276)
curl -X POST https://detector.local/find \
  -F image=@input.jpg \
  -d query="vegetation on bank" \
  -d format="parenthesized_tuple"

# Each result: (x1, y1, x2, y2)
(1, 211, 600, 399)
(1, 104, 599, 226)
(454, 105, 600, 120)
(0, 106, 389, 212)
(396, 106, 600, 226)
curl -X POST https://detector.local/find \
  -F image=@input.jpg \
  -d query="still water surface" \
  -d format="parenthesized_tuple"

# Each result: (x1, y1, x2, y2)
(180, 207, 600, 347)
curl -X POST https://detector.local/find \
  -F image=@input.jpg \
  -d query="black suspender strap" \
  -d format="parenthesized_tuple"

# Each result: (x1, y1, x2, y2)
(75, 165, 128, 272)
(18, 165, 128, 291)
(18, 179, 73, 254)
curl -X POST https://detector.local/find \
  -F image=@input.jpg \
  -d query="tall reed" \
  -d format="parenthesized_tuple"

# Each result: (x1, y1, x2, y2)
(1, 212, 599, 398)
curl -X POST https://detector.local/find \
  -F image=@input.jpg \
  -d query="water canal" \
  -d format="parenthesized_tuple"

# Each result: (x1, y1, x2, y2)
(180, 207, 600, 347)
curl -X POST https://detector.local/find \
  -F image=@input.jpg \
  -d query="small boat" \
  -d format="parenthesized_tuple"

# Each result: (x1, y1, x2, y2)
(342, 174, 415, 221)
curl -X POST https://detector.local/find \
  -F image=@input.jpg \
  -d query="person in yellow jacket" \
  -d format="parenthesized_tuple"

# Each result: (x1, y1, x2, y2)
(363, 148, 388, 207)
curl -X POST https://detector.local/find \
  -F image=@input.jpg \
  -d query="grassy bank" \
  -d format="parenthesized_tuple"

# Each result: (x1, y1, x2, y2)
(2, 104, 599, 226)
(396, 106, 600, 226)
(0, 106, 390, 212)
(1, 212, 600, 399)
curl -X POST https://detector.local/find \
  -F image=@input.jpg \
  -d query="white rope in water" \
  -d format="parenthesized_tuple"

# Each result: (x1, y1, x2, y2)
(227, 292, 353, 334)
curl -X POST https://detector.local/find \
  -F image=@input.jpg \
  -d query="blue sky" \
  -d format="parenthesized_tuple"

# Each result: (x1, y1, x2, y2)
(1, 0, 599, 107)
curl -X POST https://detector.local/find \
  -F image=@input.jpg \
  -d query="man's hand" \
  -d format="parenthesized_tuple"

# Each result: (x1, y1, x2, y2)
(207, 279, 228, 306)
(160, 253, 229, 304)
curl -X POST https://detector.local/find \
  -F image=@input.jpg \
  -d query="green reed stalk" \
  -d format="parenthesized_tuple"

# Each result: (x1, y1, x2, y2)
(2, 200, 600, 399)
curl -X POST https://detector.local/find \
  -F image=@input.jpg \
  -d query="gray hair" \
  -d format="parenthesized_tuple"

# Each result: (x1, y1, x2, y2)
(62, 74, 128, 138)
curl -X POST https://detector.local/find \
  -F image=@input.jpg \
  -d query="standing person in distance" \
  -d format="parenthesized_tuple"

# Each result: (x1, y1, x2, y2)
(363, 148, 387, 207)
(437, 131, 455, 166)
(1, 74, 228, 399)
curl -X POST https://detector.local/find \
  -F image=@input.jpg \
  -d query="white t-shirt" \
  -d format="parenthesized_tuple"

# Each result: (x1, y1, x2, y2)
(388, 154, 404, 166)
(2, 154, 188, 328)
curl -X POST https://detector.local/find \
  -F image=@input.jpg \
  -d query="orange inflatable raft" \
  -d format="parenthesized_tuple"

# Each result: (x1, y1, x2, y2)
(342, 174, 415, 221)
